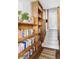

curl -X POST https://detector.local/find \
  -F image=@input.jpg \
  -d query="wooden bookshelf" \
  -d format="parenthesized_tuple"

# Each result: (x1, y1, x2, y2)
(31, 1, 43, 59)
(18, 0, 43, 59)
(18, 22, 34, 26)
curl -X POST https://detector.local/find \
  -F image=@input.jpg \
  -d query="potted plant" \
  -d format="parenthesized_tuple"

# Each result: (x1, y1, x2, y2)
(21, 12, 29, 23)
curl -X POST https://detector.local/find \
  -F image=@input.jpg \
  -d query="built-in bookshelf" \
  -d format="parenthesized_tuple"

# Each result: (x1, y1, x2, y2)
(32, 0, 43, 50)
(18, 1, 43, 59)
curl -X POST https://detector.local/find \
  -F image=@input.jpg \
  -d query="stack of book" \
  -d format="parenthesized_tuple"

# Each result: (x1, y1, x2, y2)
(18, 37, 35, 53)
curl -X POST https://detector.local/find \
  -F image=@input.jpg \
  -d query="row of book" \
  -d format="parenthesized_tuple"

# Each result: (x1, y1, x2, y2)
(18, 29, 34, 39)
(18, 37, 35, 53)
(19, 45, 35, 59)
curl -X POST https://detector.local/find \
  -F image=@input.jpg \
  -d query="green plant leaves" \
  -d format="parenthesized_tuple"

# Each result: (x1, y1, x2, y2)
(18, 11, 29, 20)
(21, 13, 29, 20)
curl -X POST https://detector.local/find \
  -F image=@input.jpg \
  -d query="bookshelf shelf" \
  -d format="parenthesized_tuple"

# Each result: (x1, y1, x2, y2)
(18, 34, 35, 43)
(18, 22, 34, 26)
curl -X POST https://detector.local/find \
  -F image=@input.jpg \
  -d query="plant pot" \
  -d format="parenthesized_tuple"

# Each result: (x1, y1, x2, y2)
(23, 20, 29, 23)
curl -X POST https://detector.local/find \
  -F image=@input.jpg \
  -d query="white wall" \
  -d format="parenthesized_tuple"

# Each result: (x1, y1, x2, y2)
(39, 0, 59, 9)
(18, 0, 32, 16)
(48, 8, 57, 29)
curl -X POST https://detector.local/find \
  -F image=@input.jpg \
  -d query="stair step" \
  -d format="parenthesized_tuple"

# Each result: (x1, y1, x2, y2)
(42, 43, 59, 49)
(44, 40, 58, 42)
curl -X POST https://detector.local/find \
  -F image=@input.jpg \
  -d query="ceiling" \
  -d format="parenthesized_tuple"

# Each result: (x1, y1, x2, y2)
(39, 0, 60, 9)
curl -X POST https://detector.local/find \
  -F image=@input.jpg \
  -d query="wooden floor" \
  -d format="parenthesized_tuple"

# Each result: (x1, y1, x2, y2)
(56, 50, 60, 59)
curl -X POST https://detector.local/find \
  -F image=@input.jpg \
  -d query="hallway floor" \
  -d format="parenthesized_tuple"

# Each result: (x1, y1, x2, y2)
(56, 50, 60, 59)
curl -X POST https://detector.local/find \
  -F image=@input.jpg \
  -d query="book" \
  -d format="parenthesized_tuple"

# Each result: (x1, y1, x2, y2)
(21, 29, 24, 38)
(29, 49, 33, 56)
(18, 43, 24, 53)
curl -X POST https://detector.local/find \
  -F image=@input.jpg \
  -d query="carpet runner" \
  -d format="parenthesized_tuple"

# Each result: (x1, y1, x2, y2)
(38, 48, 56, 59)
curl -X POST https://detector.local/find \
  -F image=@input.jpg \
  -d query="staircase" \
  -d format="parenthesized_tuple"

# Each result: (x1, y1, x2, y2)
(42, 29, 59, 50)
